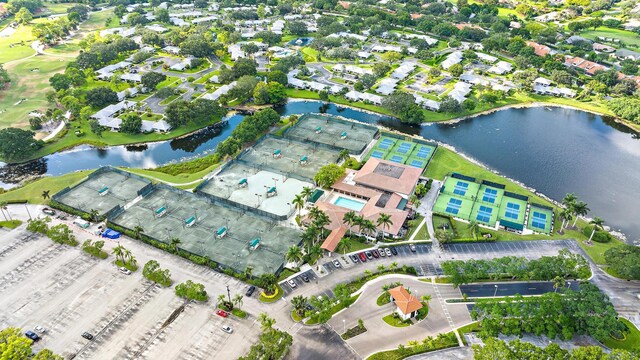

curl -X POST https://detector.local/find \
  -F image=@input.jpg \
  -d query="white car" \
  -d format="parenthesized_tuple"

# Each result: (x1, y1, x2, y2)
(287, 279, 297, 288)
(379, 249, 386, 257)
(385, 248, 392, 256)
(221, 325, 233, 334)
(119, 267, 131, 275)
(332, 259, 341, 268)
(34, 326, 46, 334)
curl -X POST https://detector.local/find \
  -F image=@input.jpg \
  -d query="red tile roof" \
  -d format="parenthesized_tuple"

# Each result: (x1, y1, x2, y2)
(388, 286, 423, 315)
(321, 226, 347, 252)
(526, 41, 550, 57)
(352, 158, 421, 196)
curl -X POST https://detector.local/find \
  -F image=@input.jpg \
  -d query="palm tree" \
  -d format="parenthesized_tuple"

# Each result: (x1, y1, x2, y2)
(343, 211, 357, 236)
(169, 237, 181, 254)
(421, 294, 432, 303)
(408, 194, 421, 209)
(588, 217, 605, 242)
(112, 244, 125, 263)
(308, 206, 322, 222)
(291, 295, 307, 317)
(362, 220, 377, 241)
(377, 264, 386, 272)
(244, 266, 253, 279)
(285, 245, 304, 264)
(552, 276, 564, 293)
(233, 293, 243, 309)
(308, 244, 322, 264)
(258, 313, 276, 332)
(562, 193, 577, 208)
(217, 294, 226, 305)
(338, 149, 350, 163)
(336, 237, 350, 256)
(390, 261, 398, 269)
(301, 187, 313, 200)
(571, 201, 590, 227)
(89, 209, 99, 222)
(467, 220, 480, 240)
(0, 201, 8, 221)
(123, 248, 133, 266)
(133, 225, 144, 239)
(353, 215, 365, 235)
(258, 273, 278, 295)
(41, 190, 50, 200)
(376, 213, 393, 240)
(292, 194, 305, 217)
(559, 208, 573, 231)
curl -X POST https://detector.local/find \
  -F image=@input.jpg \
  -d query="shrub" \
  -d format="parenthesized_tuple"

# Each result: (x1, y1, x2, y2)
(175, 280, 208, 301)
(82, 239, 108, 259)
(143, 260, 172, 287)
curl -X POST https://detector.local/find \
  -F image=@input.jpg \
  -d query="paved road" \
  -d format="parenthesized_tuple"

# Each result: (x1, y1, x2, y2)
(459, 281, 580, 298)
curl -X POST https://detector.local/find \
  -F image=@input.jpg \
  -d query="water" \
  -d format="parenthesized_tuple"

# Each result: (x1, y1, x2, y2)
(1, 101, 639, 242)
(334, 196, 367, 212)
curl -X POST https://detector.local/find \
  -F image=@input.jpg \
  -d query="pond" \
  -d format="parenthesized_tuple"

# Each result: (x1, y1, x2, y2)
(1, 101, 638, 243)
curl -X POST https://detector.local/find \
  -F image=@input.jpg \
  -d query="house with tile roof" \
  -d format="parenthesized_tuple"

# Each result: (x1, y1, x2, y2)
(388, 286, 423, 320)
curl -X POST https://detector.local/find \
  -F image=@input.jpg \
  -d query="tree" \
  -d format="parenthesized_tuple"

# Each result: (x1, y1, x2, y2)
(604, 245, 640, 280)
(314, 163, 345, 188)
(588, 217, 605, 242)
(33, 348, 64, 360)
(141, 71, 166, 90)
(381, 92, 425, 124)
(232, 58, 258, 78)
(15, 7, 33, 24)
(285, 245, 303, 264)
(266, 70, 288, 85)
(552, 276, 564, 292)
(233, 293, 243, 309)
(142, 260, 172, 286)
(241, 42, 260, 56)
(292, 194, 304, 217)
(291, 295, 307, 317)
(373, 63, 391, 78)
(439, 96, 462, 113)
(85, 87, 118, 108)
(559, 208, 573, 231)
(376, 213, 393, 239)
(571, 201, 589, 227)
(0, 128, 43, 162)
(342, 211, 357, 237)
(119, 113, 142, 134)
(467, 221, 480, 240)
(448, 63, 463, 78)
(360, 74, 377, 89)
(435, 229, 453, 244)
(229, 75, 259, 103)
(336, 237, 350, 256)
(258, 313, 276, 332)
(175, 280, 208, 301)
(0, 327, 33, 359)
(287, 21, 308, 36)
(155, 8, 170, 23)
(89, 119, 103, 136)
(258, 273, 278, 295)
(169, 237, 181, 254)
(255, 31, 282, 46)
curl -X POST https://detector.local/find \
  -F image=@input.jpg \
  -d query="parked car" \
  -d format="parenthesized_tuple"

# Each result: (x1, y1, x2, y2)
(25, 331, 40, 342)
(373, 249, 380, 258)
(119, 267, 131, 275)
(350, 254, 359, 263)
(409, 244, 416, 252)
(332, 259, 341, 268)
(390, 247, 398, 255)
(379, 249, 386, 257)
(365, 251, 373, 260)
(305, 303, 313, 311)
(245, 285, 255, 297)
(81, 332, 93, 340)
(42, 208, 56, 216)
(385, 248, 392, 256)
(34, 326, 46, 334)
(287, 279, 297, 288)
(301, 274, 310, 282)
(215, 309, 229, 318)
(358, 252, 367, 262)
(221, 325, 233, 334)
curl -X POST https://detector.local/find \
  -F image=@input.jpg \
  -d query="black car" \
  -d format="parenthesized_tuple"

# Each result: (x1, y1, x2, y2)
(246, 285, 256, 297)
(365, 251, 373, 260)
(390, 247, 398, 255)
(25, 331, 40, 342)
(81, 332, 93, 340)
(301, 274, 310, 282)
(305, 303, 313, 311)
(42, 208, 56, 216)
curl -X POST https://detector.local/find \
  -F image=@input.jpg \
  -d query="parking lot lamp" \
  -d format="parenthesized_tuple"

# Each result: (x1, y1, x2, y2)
(493, 285, 498, 297)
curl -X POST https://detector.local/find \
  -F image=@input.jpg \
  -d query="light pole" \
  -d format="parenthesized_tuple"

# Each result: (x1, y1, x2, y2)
(343, 319, 346, 334)
(567, 281, 571, 289)
(226, 285, 232, 305)
(493, 284, 498, 297)
(255, 193, 262, 207)
(272, 177, 279, 189)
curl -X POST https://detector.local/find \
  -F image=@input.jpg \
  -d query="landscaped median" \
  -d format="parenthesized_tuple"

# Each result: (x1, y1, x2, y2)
(259, 285, 284, 303)
(366, 332, 459, 360)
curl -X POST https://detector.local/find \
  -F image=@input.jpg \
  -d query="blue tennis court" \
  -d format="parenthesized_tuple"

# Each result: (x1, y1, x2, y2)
(504, 202, 520, 219)
(482, 188, 498, 203)
(389, 155, 404, 163)
(531, 211, 547, 229)
(476, 205, 493, 223)
(378, 138, 395, 150)
(378, 142, 391, 150)
(397, 147, 410, 154)
(371, 150, 384, 158)
(415, 147, 432, 159)
(453, 181, 469, 196)
(410, 160, 424, 168)
(445, 198, 462, 215)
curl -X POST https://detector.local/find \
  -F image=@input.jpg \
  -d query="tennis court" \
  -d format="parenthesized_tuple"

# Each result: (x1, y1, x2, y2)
(284, 114, 378, 153)
(196, 161, 313, 217)
(441, 176, 480, 200)
(366, 136, 436, 170)
(433, 193, 473, 220)
(471, 202, 499, 226)
(477, 183, 504, 206)
(54, 168, 151, 216)
(239, 136, 341, 181)
(498, 195, 528, 227)
(110, 185, 301, 276)
(527, 204, 554, 234)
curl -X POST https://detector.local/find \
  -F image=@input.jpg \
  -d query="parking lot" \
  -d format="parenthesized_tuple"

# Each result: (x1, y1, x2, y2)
(0, 224, 262, 360)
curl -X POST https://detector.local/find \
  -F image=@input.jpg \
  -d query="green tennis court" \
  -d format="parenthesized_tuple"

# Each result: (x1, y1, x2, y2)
(527, 204, 554, 235)
(476, 183, 504, 206)
(365, 136, 436, 170)
(441, 176, 480, 200)
(498, 195, 528, 229)
(433, 193, 473, 220)
(471, 202, 499, 226)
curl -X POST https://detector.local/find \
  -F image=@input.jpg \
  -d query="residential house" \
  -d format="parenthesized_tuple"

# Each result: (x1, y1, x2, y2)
(441, 51, 463, 70)
(564, 56, 608, 76)
(388, 286, 423, 321)
(344, 90, 383, 104)
(488, 61, 513, 75)
(526, 41, 551, 57)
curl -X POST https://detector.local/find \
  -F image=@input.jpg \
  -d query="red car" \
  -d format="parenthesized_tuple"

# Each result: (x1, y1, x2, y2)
(215, 309, 229, 318)
(358, 252, 367, 262)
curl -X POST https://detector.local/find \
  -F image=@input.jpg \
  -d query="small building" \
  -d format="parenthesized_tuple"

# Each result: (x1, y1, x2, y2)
(388, 286, 423, 321)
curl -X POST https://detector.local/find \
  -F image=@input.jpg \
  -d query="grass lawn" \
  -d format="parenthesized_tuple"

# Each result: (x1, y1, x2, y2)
(159, 94, 181, 105)
(603, 318, 640, 353)
(141, 113, 164, 121)
(376, 292, 391, 306)
(301, 47, 319, 62)
(277, 268, 297, 282)
(0, 220, 23, 229)
(342, 236, 374, 253)
(291, 310, 303, 322)
(0, 25, 35, 63)
(579, 27, 640, 50)
(259, 285, 284, 303)
(0, 170, 92, 204)
(413, 219, 430, 240)
(284, 88, 396, 116)
(382, 313, 412, 327)
(122, 164, 220, 186)
(404, 215, 425, 240)
(367, 331, 459, 360)
(0, 55, 70, 129)
(42, 2, 75, 14)
(231, 308, 247, 318)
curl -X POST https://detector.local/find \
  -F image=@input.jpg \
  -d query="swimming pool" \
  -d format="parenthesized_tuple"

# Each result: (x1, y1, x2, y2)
(333, 196, 366, 211)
